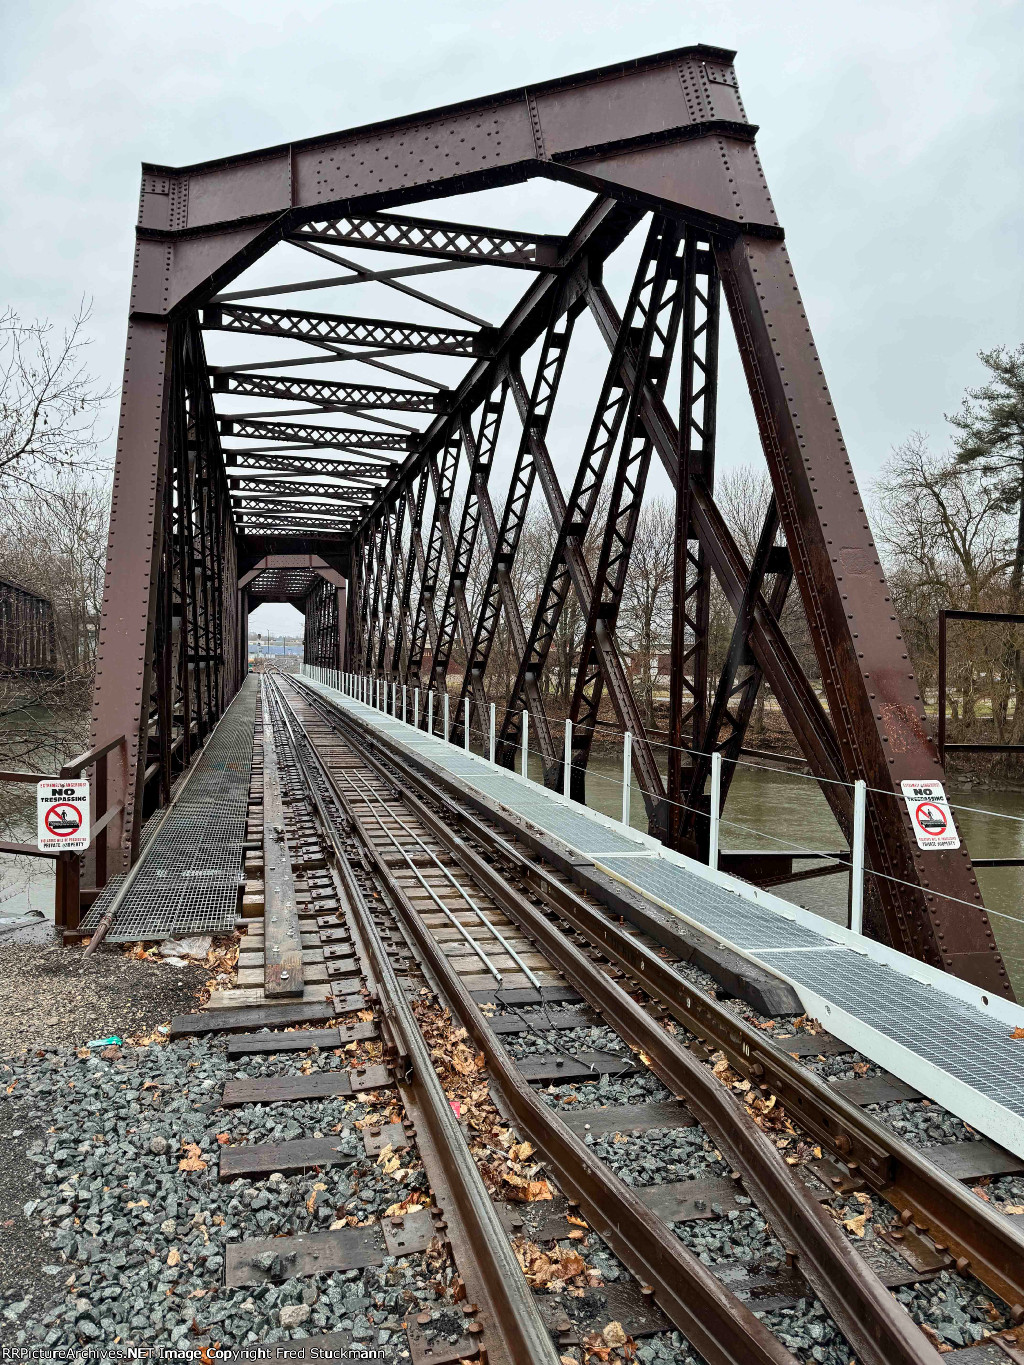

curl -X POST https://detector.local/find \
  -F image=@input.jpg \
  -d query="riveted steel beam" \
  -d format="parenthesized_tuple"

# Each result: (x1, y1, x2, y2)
(204, 304, 494, 357)
(213, 370, 445, 412)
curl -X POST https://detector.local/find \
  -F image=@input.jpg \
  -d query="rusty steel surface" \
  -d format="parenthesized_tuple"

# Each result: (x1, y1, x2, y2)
(88, 46, 1010, 991)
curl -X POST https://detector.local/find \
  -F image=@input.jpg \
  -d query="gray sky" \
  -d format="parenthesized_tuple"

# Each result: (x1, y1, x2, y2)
(3, 0, 1022, 634)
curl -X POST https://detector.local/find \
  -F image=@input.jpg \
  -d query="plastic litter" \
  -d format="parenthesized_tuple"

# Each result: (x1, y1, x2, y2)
(86, 1036, 123, 1048)
(158, 935, 212, 961)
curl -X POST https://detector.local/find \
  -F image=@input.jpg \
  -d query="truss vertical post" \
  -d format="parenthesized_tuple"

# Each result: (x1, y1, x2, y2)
(89, 313, 173, 871)
(668, 231, 720, 851)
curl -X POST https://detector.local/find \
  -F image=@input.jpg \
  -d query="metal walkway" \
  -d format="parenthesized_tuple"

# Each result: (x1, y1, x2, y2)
(309, 675, 1024, 1161)
(81, 676, 259, 942)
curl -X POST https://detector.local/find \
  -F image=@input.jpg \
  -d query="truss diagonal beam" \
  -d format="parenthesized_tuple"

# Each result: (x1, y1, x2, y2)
(496, 220, 671, 817)
(457, 294, 578, 762)
(407, 430, 461, 678)
(569, 220, 688, 802)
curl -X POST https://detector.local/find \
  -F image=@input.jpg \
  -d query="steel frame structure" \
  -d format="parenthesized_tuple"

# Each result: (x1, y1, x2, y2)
(0, 576, 58, 674)
(89, 45, 1012, 994)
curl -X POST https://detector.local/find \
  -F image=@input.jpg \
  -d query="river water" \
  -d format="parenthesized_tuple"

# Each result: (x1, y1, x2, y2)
(522, 744, 1024, 997)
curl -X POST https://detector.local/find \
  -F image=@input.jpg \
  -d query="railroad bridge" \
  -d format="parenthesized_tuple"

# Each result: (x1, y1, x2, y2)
(0, 575, 58, 675)
(21, 46, 1024, 1363)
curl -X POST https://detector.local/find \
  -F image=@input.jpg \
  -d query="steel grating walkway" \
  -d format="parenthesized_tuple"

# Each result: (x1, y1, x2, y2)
(81, 675, 259, 942)
(309, 675, 1024, 1160)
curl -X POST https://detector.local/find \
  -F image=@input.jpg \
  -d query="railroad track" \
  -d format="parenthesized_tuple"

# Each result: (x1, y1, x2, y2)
(253, 669, 1024, 1365)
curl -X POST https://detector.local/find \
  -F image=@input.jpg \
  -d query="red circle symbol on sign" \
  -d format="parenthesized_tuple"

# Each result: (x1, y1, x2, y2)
(44, 804, 83, 838)
(914, 802, 947, 837)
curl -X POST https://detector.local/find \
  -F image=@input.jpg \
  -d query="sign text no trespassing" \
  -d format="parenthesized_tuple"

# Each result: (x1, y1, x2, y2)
(37, 779, 91, 853)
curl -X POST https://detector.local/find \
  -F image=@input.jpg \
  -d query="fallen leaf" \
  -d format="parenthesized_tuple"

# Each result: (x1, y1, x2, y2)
(1011, 1027, 1024, 1040)
(602, 1320, 629, 1347)
(844, 1213, 868, 1238)
(215, 1133, 230, 1146)
(178, 1143, 207, 1173)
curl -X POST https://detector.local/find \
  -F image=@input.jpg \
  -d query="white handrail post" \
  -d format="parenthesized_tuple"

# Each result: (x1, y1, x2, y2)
(464, 697, 470, 752)
(489, 703, 496, 764)
(402, 684, 408, 724)
(563, 718, 572, 799)
(850, 778, 867, 935)
(521, 709, 529, 779)
(414, 687, 420, 729)
(427, 689, 433, 736)
(622, 731, 632, 827)
(709, 751, 722, 872)
(444, 692, 450, 742)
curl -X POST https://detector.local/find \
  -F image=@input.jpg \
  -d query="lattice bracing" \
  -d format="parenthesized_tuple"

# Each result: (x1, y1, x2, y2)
(85, 46, 1014, 999)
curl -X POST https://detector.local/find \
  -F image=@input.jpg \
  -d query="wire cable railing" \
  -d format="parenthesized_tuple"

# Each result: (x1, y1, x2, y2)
(300, 665, 1024, 943)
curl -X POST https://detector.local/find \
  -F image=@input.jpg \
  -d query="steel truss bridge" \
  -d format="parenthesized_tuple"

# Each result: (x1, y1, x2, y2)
(0, 576, 58, 675)
(83, 45, 1011, 997)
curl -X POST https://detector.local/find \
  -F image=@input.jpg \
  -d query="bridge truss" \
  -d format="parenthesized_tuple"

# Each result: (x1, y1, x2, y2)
(88, 45, 1012, 995)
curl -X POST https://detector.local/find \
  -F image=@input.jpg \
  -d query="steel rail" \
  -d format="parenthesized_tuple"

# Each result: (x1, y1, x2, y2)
(330, 687, 1024, 1325)
(293, 678, 949, 1365)
(340, 765, 543, 988)
(338, 773, 502, 982)
(278, 678, 800, 1365)
(263, 675, 561, 1365)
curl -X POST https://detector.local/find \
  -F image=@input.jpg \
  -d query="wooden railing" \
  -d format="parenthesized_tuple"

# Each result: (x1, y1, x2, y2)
(0, 734, 127, 931)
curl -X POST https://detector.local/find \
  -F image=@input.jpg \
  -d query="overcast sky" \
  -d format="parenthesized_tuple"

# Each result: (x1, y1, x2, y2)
(3, 0, 1021, 634)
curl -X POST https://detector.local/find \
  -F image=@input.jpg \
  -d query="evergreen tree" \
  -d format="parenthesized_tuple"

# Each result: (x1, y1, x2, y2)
(948, 345, 1024, 605)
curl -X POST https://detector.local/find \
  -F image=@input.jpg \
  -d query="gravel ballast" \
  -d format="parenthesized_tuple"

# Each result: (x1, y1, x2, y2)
(0, 1032, 451, 1355)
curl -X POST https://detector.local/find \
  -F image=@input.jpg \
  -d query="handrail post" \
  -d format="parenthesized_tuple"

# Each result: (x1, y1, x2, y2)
(709, 751, 722, 872)
(522, 709, 529, 779)
(402, 684, 408, 724)
(464, 697, 470, 753)
(427, 689, 433, 736)
(444, 692, 450, 743)
(489, 703, 496, 764)
(563, 718, 572, 799)
(850, 778, 867, 935)
(622, 731, 632, 827)
(95, 752, 108, 892)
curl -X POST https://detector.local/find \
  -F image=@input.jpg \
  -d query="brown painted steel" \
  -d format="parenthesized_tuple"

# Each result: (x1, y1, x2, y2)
(91, 46, 1008, 990)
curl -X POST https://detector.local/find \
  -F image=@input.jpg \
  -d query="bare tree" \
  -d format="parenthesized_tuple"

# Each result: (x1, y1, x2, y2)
(875, 431, 1019, 742)
(0, 304, 109, 488)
